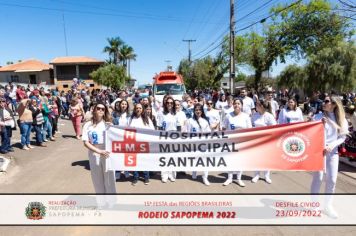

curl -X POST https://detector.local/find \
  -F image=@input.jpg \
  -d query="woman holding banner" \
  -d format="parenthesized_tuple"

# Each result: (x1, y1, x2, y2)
(310, 96, 348, 218)
(184, 103, 211, 186)
(129, 103, 155, 185)
(251, 99, 276, 184)
(222, 98, 252, 187)
(82, 102, 116, 206)
(112, 99, 131, 180)
(157, 96, 181, 183)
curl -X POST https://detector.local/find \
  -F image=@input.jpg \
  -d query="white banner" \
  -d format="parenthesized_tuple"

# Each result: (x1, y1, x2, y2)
(1, 195, 356, 225)
(105, 123, 324, 171)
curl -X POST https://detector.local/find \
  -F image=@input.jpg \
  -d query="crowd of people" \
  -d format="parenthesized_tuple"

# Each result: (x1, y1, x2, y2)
(1, 81, 355, 218)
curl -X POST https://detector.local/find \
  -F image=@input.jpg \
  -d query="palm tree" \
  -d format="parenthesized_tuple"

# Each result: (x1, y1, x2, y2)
(103, 37, 124, 65)
(119, 44, 137, 77)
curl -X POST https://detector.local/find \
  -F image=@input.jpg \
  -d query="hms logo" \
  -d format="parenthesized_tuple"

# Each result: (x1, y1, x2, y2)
(111, 129, 149, 167)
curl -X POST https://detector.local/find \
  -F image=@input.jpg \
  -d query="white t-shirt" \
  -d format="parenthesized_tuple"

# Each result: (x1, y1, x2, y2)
(3, 109, 15, 127)
(129, 116, 155, 130)
(215, 100, 227, 110)
(176, 110, 187, 127)
(251, 112, 276, 127)
(221, 105, 234, 123)
(224, 112, 252, 131)
(184, 117, 211, 132)
(113, 112, 129, 126)
(157, 112, 180, 131)
(277, 107, 304, 124)
(269, 99, 279, 118)
(82, 120, 107, 145)
(242, 96, 255, 115)
(205, 108, 220, 131)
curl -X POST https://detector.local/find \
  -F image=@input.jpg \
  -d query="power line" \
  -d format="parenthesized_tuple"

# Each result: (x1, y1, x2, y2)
(180, 0, 204, 49)
(0, 1, 229, 24)
(235, 0, 302, 34)
(191, 0, 222, 43)
(194, 0, 278, 57)
(193, 0, 280, 58)
(235, 0, 275, 22)
(192, 26, 229, 58)
(191, 5, 229, 55)
(193, 0, 303, 61)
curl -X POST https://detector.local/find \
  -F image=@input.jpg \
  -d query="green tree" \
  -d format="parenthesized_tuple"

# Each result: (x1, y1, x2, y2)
(271, 0, 351, 57)
(119, 44, 137, 77)
(276, 64, 305, 91)
(90, 64, 129, 90)
(103, 37, 124, 65)
(178, 54, 228, 91)
(303, 41, 356, 94)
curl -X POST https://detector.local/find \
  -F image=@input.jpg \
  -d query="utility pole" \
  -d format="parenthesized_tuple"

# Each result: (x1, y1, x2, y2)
(182, 39, 196, 63)
(62, 13, 68, 56)
(229, 0, 235, 94)
(165, 60, 172, 71)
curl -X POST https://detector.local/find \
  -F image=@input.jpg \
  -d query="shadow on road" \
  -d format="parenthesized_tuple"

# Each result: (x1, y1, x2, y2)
(72, 160, 90, 170)
(62, 135, 77, 139)
(339, 162, 356, 173)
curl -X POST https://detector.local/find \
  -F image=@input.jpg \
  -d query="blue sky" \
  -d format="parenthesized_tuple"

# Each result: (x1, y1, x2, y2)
(0, 0, 341, 85)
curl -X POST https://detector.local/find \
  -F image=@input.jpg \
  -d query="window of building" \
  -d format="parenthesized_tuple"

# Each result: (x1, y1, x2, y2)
(90, 84, 95, 87)
(10, 75, 19, 83)
(63, 84, 69, 88)
(222, 83, 228, 86)
(29, 74, 37, 84)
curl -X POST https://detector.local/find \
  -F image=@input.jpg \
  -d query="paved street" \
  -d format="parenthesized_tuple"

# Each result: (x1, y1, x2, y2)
(1, 118, 356, 235)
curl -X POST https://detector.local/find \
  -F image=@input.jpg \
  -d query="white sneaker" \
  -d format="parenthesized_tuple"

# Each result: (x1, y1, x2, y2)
(223, 178, 232, 186)
(324, 206, 338, 219)
(168, 176, 176, 182)
(192, 172, 197, 179)
(161, 178, 168, 183)
(22, 146, 29, 150)
(251, 175, 259, 183)
(265, 177, 272, 184)
(203, 177, 210, 186)
(237, 179, 246, 187)
(27, 145, 34, 149)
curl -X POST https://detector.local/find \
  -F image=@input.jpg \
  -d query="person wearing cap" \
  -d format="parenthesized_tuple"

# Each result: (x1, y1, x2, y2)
(0, 97, 16, 153)
(17, 99, 34, 150)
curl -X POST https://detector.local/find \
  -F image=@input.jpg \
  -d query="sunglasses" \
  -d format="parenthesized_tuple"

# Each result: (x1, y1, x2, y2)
(207, 102, 213, 105)
(96, 107, 105, 111)
(324, 100, 331, 104)
(166, 101, 173, 104)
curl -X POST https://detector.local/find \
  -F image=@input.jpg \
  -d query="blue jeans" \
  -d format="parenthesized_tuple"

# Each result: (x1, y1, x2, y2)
(33, 124, 43, 144)
(133, 171, 150, 180)
(20, 122, 32, 146)
(11, 99, 17, 113)
(0, 126, 12, 152)
(42, 119, 52, 140)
